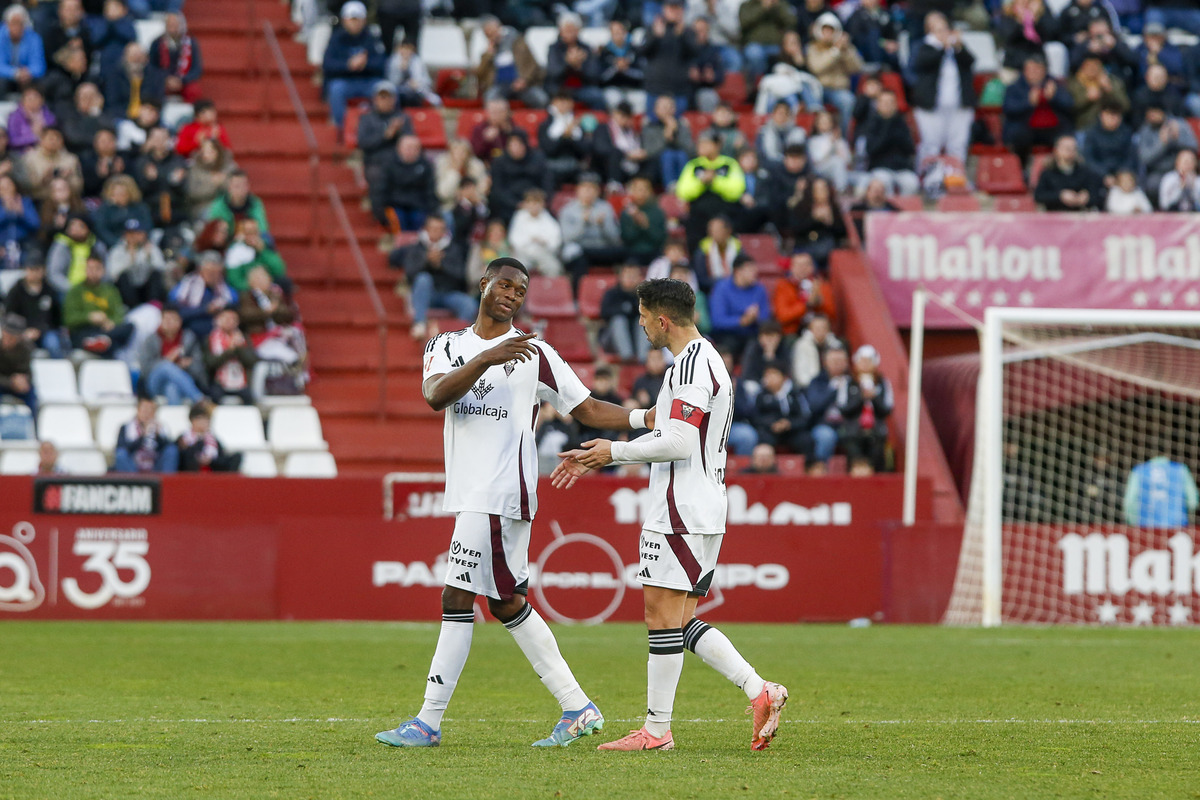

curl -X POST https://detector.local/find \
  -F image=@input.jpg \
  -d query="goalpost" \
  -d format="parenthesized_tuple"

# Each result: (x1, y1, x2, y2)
(941, 308, 1200, 627)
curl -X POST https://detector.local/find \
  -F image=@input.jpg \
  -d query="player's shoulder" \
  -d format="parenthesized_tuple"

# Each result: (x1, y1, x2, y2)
(424, 326, 472, 355)
(673, 337, 723, 386)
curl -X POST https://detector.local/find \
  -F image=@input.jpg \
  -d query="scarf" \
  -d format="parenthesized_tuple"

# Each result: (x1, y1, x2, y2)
(122, 419, 164, 472)
(419, 228, 452, 253)
(209, 328, 247, 390)
(159, 34, 192, 77)
(701, 236, 740, 282)
(179, 429, 219, 470)
(159, 329, 183, 358)
(1021, 8, 1041, 44)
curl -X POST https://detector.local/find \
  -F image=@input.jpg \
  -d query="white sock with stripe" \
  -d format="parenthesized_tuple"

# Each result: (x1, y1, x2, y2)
(504, 602, 590, 712)
(646, 628, 684, 738)
(416, 610, 475, 731)
(683, 618, 766, 701)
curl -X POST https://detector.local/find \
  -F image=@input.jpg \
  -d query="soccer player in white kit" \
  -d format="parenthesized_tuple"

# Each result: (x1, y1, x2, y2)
(553, 278, 788, 752)
(376, 258, 652, 749)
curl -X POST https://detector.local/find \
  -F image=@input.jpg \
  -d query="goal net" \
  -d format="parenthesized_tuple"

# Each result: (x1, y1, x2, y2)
(943, 308, 1200, 626)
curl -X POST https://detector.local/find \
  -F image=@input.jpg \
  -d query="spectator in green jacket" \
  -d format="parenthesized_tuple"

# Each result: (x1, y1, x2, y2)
(676, 129, 745, 249)
(206, 170, 270, 236)
(63, 252, 135, 355)
(619, 175, 667, 265)
(223, 218, 288, 293)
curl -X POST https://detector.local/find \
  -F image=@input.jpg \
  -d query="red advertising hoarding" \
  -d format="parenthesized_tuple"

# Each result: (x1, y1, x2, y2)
(865, 212, 1200, 328)
(0, 474, 949, 623)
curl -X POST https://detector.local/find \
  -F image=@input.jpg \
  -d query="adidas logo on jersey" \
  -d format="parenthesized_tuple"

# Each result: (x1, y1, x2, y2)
(455, 571, 471, 582)
(451, 356, 465, 368)
(638, 567, 652, 579)
(428, 674, 445, 685)
(470, 378, 494, 401)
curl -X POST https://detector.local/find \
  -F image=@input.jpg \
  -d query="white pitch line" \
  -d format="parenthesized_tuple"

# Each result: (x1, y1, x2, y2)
(1, 718, 1198, 726)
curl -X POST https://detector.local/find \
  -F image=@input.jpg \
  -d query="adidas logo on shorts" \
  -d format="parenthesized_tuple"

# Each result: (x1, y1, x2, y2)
(428, 674, 444, 684)
(455, 571, 471, 582)
(638, 567, 652, 579)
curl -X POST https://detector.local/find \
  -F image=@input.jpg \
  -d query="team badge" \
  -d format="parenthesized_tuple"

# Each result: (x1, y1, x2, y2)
(679, 403, 695, 420)
(470, 378, 494, 401)
(503, 359, 517, 376)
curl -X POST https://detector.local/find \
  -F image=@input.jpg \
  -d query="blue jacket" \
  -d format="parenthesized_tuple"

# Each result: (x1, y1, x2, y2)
(0, 197, 40, 245)
(0, 29, 46, 80)
(1123, 457, 1199, 528)
(1081, 122, 1135, 177)
(709, 277, 770, 337)
(1002, 77, 1075, 142)
(321, 27, 387, 81)
(89, 15, 137, 74)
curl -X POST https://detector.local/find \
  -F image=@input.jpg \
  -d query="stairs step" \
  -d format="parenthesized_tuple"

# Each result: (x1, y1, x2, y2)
(324, 417, 445, 460)
(308, 374, 435, 418)
(308, 327, 423, 371)
(225, 120, 342, 157)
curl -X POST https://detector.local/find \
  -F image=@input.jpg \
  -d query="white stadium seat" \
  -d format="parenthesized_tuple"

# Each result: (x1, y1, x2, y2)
(31, 359, 81, 404)
(283, 451, 338, 478)
(267, 406, 328, 453)
(523, 26, 557, 67)
(57, 448, 108, 476)
(155, 405, 191, 439)
(0, 269, 21, 297)
(418, 24, 469, 69)
(578, 26, 611, 51)
(468, 25, 488, 66)
(134, 18, 166, 49)
(211, 406, 267, 450)
(307, 19, 333, 66)
(239, 450, 279, 478)
(162, 100, 195, 130)
(0, 448, 38, 475)
(78, 360, 135, 407)
(94, 405, 137, 454)
(962, 31, 998, 73)
(38, 405, 94, 449)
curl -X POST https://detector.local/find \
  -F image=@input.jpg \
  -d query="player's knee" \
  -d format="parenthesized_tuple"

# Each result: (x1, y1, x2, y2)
(487, 594, 525, 621)
(441, 585, 476, 612)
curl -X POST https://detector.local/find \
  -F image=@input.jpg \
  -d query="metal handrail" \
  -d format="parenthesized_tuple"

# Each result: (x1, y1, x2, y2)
(260, 18, 320, 245)
(326, 183, 389, 419)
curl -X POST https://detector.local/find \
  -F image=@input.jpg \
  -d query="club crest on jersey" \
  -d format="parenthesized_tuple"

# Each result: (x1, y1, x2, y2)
(470, 378, 494, 401)
(503, 359, 517, 376)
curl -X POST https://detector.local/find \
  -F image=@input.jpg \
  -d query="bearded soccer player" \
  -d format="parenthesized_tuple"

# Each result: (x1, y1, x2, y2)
(376, 257, 652, 749)
(552, 278, 788, 752)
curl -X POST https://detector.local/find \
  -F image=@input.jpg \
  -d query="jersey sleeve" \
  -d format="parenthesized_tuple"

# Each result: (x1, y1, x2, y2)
(668, 350, 716, 429)
(422, 334, 454, 382)
(534, 340, 591, 414)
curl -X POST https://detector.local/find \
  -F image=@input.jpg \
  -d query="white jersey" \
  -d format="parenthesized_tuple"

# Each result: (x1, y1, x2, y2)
(423, 325, 590, 521)
(627, 337, 733, 535)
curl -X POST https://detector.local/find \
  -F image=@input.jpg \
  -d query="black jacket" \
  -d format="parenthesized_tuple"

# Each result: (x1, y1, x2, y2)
(997, 13, 1059, 70)
(487, 150, 552, 221)
(393, 239, 469, 295)
(383, 153, 438, 211)
(750, 384, 812, 438)
(909, 41, 976, 110)
(642, 24, 697, 95)
(545, 38, 601, 94)
(357, 109, 414, 167)
(1034, 161, 1106, 210)
(4, 280, 61, 333)
(861, 113, 916, 172)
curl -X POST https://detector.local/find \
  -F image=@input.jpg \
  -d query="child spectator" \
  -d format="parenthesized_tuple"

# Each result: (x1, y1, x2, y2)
(449, 177, 488, 248)
(805, 111, 850, 193)
(175, 99, 232, 158)
(114, 396, 178, 473)
(386, 38, 439, 107)
(1105, 168, 1153, 213)
(753, 30, 821, 116)
(177, 403, 242, 472)
(205, 307, 256, 404)
(632, 347, 667, 408)
(691, 214, 741, 291)
(840, 344, 894, 473)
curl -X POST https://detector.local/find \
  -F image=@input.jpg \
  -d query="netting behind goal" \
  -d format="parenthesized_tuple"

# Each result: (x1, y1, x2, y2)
(943, 310, 1200, 626)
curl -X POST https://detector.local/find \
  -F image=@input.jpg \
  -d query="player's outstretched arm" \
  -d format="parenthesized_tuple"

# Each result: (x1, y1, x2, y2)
(549, 454, 592, 489)
(423, 333, 539, 410)
(570, 396, 655, 432)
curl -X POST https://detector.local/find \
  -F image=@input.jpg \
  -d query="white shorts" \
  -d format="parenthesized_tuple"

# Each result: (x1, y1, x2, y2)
(637, 530, 723, 596)
(444, 512, 531, 600)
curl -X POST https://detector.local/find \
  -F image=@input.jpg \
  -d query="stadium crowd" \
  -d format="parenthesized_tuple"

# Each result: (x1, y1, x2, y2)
(0, 0, 310, 474)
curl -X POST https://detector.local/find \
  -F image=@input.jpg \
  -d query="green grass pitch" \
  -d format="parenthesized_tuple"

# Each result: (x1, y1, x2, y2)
(1, 621, 1198, 799)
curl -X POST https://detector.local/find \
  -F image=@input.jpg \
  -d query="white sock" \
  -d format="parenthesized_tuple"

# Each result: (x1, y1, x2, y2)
(416, 610, 474, 730)
(504, 602, 590, 712)
(683, 618, 765, 701)
(645, 628, 684, 738)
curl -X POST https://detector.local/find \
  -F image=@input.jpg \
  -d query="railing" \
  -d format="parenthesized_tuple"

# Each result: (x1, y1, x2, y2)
(260, 18, 321, 246)
(326, 183, 390, 419)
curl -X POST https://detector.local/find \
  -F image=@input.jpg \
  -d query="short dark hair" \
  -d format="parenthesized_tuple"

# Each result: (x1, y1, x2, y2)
(189, 404, 211, 421)
(484, 256, 529, 279)
(636, 278, 695, 326)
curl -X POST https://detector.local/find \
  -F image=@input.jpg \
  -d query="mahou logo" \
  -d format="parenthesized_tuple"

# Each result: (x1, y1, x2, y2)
(1059, 532, 1200, 596)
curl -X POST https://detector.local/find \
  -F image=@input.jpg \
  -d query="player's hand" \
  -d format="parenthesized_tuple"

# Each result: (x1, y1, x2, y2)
(550, 455, 592, 489)
(569, 438, 614, 469)
(479, 332, 539, 366)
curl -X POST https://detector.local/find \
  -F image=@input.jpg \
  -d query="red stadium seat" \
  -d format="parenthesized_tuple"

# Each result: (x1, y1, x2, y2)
(578, 273, 617, 319)
(1189, 118, 1200, 144)
(890, 195, 924, 211)
(435, 69, 475, 108)
(975, 153, 1026, 195)
(682, 111, 711, 136)
(1028, 153, 1052, 193)
(523, 275, 577, 318)
(454, 108, 486, 141)
(936, 194, 982, 212)
(659, 194, 688, 221)
(879, 71, 909, 112)
(794, 111, 814, 133)
(608, 192, 631, 217)
(971, 109, 1006, 155)
(513, 109, 547, 142)
(777, 454, 806, 475)
(739, 113, 763, 145)
(619, 363, 644, 394)
(992, 194, 1037, 212)
(539, 319, 592, 362)
(740, 233, 782, 267)
(716, 72, 748, 108)
(409, 108, 448, 150)
(550, 186, 576, 217)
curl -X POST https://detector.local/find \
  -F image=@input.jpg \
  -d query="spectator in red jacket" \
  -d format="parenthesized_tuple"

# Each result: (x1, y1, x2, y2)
(175, 99, 232, 158)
